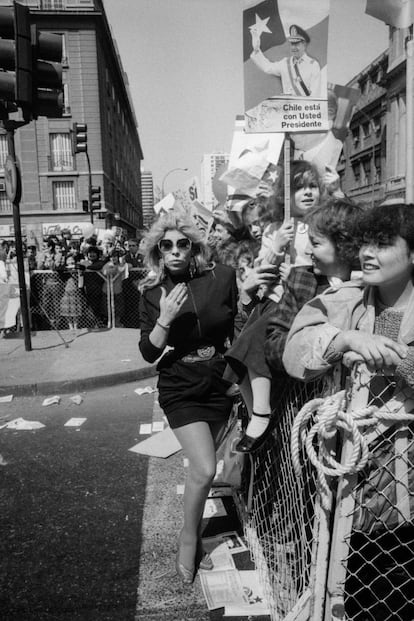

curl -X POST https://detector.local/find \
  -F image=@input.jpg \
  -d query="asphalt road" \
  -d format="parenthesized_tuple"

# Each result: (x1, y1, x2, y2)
(0, 380, 156, 621)
(0, 380, 269, 621)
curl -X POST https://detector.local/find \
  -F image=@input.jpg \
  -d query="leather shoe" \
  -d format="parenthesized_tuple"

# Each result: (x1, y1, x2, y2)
(235, 430, 268, 453)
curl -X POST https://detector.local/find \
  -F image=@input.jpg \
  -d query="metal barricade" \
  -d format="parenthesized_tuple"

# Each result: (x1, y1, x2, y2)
(30, 266, 149, 330)
(30, 269, 109, 330)
(236, 365, 414, 621)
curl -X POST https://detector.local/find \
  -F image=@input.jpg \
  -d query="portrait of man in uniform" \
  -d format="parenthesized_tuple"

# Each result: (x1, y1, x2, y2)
(250, 24, 322, 98)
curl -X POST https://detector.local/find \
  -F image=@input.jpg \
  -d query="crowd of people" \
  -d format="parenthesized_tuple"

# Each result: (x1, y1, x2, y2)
(136, 154, 414, 620)
(0, 230, 147, 330)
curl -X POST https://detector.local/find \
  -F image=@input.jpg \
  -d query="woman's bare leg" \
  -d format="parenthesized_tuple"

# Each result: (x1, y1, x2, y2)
(173, 420, 223, 571)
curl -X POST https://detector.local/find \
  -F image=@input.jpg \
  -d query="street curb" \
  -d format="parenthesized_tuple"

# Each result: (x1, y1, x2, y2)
(0, 365, 158, 398)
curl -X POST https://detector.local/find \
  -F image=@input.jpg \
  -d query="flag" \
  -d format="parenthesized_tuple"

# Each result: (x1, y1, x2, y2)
(243, 0, 286, 62)
(366, 0, 414, 28)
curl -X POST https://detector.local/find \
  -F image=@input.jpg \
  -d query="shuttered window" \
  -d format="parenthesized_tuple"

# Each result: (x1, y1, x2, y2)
(53, 181, 76, 210)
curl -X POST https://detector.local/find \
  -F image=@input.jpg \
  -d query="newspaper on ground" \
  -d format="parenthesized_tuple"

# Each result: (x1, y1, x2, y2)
(203, 531, 247, 555)
(199, 569, 245, 610)
(224, 570, 270, 617)
(202, 497, 227, 519)
(199, 540, 236, 572)
(134, 386, 156, 396)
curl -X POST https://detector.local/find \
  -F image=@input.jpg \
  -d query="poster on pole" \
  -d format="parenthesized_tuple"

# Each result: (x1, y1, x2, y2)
(243, 0, 330, 133)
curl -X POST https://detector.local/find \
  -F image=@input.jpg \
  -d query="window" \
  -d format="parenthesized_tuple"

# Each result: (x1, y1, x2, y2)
(0, 191, 10, 213)
(352, 129, 359, 147)
(352, 163, 361, 185)
(362, 159, 371, 185)
(41, 0, 64, 9)
(50, 133, 73, 171)
(0, 134, 8, 171)
(53, 181, 76, 210)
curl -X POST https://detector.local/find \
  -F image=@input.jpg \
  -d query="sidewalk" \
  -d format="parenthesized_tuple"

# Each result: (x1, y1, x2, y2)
(0, 327, 157, 397)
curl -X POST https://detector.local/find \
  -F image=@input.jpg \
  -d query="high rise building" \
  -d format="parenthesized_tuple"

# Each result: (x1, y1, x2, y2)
(141, 169, 155, 228)
(0, 0, 143, 245)
(200, 152, 229, 210)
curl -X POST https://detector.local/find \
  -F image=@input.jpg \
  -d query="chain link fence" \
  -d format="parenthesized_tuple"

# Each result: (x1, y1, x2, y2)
(29, 267, 148, 331)
(235, 364, 414, 621)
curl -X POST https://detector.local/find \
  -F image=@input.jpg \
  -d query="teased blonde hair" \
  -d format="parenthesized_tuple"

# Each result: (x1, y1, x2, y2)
(139, 208, 213, 291)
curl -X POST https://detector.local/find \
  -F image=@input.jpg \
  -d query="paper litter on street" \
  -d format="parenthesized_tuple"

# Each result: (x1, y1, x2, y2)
(0, 395, 13, 403)
(203, 531, 247, 555)
(224, 570, 270, 617)
(70, 394, 83, 405)
(64, 418, 87, 427)
(129, 427, 181, 458)
(42, 395, 60, 406)
(139, 423, 152, 434)
(134, 386, 156, 396)
(1, 418, 45, 430)
(202, 497, 227, 519)
(176, 484, 185, 495)
(152, 421, 164, 432)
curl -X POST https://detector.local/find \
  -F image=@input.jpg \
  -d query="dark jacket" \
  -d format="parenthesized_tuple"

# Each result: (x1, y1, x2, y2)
(139, 264, 238, 365)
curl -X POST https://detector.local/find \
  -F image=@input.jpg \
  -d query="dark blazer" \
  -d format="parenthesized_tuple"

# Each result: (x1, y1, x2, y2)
(139, 264, 238, 365)
(265, 266, 329, 373)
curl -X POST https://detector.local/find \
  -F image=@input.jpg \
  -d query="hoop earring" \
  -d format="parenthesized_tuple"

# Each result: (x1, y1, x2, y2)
(189, 256, 197, 278)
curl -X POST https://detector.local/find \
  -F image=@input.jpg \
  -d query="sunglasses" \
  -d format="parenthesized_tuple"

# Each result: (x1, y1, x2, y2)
(158, 238, 192, 253)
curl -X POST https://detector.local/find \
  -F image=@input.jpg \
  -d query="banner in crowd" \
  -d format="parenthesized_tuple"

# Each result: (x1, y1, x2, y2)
(243, 0, 330, 133)
(366, 0, 414, 28)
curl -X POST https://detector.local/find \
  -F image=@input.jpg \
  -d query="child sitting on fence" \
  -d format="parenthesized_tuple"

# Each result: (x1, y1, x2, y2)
(224, 161, 346, 453)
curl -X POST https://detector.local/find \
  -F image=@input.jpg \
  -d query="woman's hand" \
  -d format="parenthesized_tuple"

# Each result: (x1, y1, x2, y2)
(272, 221, 294, 253)
(242, 262, 279, 296)
(158, 283, 188, 326)
(334, 330, 408, 372)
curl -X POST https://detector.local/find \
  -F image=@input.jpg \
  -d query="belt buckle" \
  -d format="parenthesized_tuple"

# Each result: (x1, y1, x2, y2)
(196, 345, 215, 360)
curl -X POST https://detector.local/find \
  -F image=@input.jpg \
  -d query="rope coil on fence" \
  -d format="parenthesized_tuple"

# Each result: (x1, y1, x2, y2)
(291, 386, 414, 510)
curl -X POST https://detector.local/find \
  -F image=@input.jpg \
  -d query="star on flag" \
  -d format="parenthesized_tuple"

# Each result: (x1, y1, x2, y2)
(249, 13, 272, 37)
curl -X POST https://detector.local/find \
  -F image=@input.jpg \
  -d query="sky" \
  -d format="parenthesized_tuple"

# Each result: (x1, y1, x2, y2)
(102, 0, 388, 195)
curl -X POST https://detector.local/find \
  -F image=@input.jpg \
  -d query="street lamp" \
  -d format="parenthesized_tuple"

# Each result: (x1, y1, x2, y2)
(161, 167, 188, 197)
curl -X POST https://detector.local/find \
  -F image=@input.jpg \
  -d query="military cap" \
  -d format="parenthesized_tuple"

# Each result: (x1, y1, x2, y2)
(288, 25, 310, 44)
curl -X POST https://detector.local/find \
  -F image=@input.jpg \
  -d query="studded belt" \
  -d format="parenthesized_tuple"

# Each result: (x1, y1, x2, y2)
(181, 345, 219, 363)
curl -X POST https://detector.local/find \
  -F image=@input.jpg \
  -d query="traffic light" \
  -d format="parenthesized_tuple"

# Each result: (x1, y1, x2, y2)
(0, 3, 64, 120)
(90, 186, 101, 211)
(72, 122, 87, 155)
(82, 199, 89, 213)
(31, 26, 63, 119)
(0, 3, 32, 110)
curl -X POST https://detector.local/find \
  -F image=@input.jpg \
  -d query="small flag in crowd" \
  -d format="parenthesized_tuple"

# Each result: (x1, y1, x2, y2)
(366, 0, 414, 29)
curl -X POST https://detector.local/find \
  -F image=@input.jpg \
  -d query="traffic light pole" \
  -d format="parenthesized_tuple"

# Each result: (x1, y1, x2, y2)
(1, 118, 32, 351)
(85, 150, 93, 224)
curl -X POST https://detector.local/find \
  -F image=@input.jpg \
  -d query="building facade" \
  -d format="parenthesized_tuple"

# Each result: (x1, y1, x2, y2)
(140, 169, 154, 229)
(200, 151, 229, 210)
(339, 25, 412, 206)
(0, 0, 143, 245)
